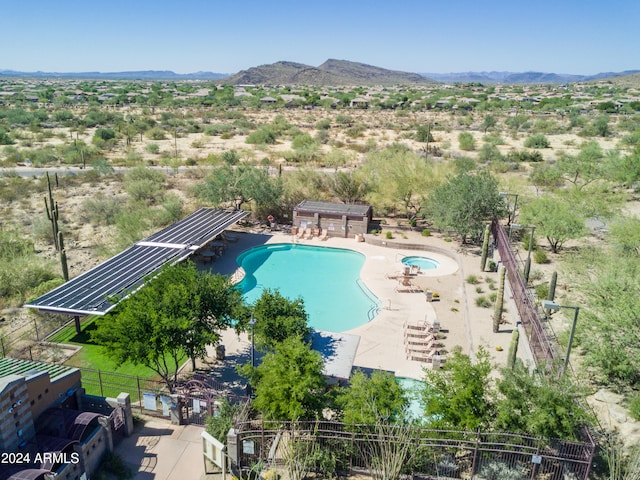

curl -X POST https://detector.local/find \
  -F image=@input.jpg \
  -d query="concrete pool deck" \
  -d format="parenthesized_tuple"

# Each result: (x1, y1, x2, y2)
(205, 226, 530, 384)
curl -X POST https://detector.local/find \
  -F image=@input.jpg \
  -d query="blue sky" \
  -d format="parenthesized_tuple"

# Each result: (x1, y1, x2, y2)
(1, 0, 638, 75)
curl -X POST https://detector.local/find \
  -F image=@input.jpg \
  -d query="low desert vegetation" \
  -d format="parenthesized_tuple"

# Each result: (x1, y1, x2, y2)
(1, 76, 640, 476)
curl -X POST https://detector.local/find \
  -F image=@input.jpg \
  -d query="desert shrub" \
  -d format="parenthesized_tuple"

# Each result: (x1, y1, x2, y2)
(114, 208, 150, 249)
(204, 123, 234, 136)
(315, 129, 330, 144)
(81, 194, 123, 225)
(125, 150, 143, 163)
(416, 124, 435, 142)
(385, 231, 393, 239)
(475, 295, 492, 308)
(152, 193, 183, 226)
(478, 143, 503, 162)
(27, 278, 66, 301)
(453, 156, 476, 173)
(93, 127, 116, 142)
(145, 143, 160, 154)
(0, 176, 38, 203)
(535, 283, 549, 300)
(458, 132, 476, 151)
(319, 149, 353, 168)
(475, 286, 484, 294)
(146, 127, 166, 140)
(629, 393, 640, 421)
(315, 118, 331, 130)
(524, 133, 550, 149)
(346, 124, 366, 138)
(0, 129, 13, 145)
(482, 134, 506, 146)
(246, 126, 277, 145)
(335, 114, 353, 126)
(533, 248, 548, 264)
(222, 150, 240, 165)
(466, 274, 480, 285)
(620, 130, 640, 146)
(421, 229, 431, 237)
(506, 150, 544, 163)
(124, 166, 165, 203)
(0, 236, 58, 299)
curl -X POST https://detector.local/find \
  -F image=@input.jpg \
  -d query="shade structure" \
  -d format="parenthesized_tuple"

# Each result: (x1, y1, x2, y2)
(24, 208, 248, 316)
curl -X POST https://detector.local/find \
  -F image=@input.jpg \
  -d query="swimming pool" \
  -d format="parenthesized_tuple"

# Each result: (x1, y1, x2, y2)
(235, 243, 381, 332)
(402, 255, 439, 271)
(396, 377, 425, 421)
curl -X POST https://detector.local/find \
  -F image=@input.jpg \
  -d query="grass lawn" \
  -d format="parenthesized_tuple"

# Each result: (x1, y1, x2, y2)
(48, 318, 186, 379)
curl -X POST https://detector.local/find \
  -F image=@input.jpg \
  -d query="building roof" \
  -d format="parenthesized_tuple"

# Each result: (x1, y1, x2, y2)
(0, 358, 78, 384)
(294, 200, 371, 217)
(310, 330, 360, 381)
(24, 208, 248, 316)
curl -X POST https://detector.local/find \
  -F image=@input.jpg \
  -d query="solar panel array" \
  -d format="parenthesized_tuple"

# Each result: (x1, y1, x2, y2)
(24, 208, 248, 316)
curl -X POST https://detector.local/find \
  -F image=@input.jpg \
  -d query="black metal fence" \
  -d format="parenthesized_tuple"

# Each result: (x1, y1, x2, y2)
(491, 220, 558, 366)
(234, 419, 595, 480)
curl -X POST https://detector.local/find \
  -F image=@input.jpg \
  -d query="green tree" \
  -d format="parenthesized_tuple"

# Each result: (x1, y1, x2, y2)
(93, 263, 244, 389)
(336, 370, 407, 424)
(480, 115, 497, 134)
(247, 336, 326, 421)
(519, 195, 587, 253)
(556, 140, 604, 190)
(427, 171, 507, 243)
(329, 171, 370, 204)
(252, 289, 310, 351)
(363, 144, 445, 219)
(422, 346, 494, 430)
(494, 362, 593, 440)
(194, 164, 283, 217)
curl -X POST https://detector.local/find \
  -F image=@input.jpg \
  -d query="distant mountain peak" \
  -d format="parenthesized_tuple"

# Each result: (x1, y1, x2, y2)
(224, 59, 436, 86)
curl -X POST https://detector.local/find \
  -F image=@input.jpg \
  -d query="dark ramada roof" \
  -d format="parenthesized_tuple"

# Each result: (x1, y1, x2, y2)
(24, 208, 248, 316)
(294, 200, 371, 217)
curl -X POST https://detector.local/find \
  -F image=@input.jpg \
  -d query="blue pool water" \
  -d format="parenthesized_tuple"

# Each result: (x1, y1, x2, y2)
(236, 243, 381, 332)
(397, 377, 425, 421)
(402, 256, 439, 271)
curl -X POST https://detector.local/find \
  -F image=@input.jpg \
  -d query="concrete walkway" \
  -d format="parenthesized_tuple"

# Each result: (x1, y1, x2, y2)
(115, 419, 208, 480)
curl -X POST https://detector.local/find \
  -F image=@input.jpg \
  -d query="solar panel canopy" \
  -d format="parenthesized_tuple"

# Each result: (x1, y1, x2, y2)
(24, 208, 248, 316)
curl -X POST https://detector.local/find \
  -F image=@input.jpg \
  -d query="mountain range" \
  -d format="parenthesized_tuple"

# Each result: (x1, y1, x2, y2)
(423, 70, 640, 84)
(1, 60, 638, 85)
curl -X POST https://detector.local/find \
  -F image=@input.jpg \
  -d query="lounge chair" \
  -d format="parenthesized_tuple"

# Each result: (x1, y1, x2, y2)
(302, 228, 313, 240)
(296, 227, 306, 239)
(319, 228, 329, 241)
(406, 346, 439, 363)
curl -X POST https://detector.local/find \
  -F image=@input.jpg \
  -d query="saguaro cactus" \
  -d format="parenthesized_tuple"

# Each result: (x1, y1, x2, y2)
(58, 231, 69, 281)
(493, 264, 506, 333)
(507, 328, 520, 369)
(480, 224, 490, 272)
(45, 172, 60, 251)
(548, 271, 558, 302)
